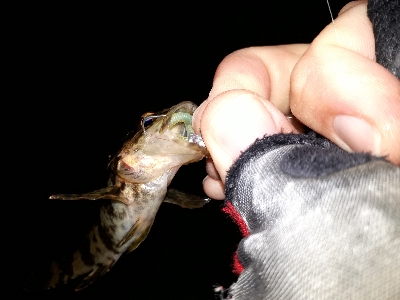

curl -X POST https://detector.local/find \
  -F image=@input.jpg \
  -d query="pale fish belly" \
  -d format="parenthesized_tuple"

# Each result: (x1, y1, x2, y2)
(66, 174, 170, 289)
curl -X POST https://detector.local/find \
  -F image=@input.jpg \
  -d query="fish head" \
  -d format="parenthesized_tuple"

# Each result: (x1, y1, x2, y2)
(112, 101, 208, 184)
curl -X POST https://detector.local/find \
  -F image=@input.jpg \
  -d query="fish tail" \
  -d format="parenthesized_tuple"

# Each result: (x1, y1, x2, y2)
(24, 225, 121, 291)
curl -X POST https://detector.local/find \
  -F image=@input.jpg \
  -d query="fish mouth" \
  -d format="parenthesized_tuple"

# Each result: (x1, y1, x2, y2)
(161, 102, 206, 147)
(139, 101, 206, 148)
(161, 101, 197, 128)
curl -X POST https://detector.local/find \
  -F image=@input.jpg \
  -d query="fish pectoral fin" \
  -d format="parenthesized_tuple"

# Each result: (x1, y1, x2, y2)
(117, 219, 153, 253)
(163, 188, 210, 209)
(74, 264, 112, 291)
(49, 186, 132, 205)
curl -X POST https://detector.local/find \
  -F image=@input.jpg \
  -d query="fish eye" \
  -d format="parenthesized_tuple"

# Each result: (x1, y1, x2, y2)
(140, 112, 155, 129)
(141, 116, 153, 128)
(140, 112, 167, 133)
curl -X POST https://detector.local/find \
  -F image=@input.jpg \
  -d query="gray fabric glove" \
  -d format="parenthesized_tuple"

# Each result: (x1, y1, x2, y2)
(223, 132, 400, 299)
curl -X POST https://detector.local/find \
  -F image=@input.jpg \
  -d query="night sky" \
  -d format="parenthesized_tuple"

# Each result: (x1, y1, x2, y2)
(15, 1, 350, 299)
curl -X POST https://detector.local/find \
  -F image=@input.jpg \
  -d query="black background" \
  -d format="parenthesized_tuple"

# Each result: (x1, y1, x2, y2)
(14, 1, 350, 299)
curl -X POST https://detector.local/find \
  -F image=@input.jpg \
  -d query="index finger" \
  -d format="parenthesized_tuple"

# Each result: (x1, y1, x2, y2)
(194, 44, 308, 132)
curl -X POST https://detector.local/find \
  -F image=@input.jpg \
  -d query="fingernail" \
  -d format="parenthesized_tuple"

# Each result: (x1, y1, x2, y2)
(333, 115, 381, 154)
(209, 94, 277, 160)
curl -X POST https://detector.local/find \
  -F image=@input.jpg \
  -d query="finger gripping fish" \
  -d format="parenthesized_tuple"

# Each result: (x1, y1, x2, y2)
(25, 101, 209, 291)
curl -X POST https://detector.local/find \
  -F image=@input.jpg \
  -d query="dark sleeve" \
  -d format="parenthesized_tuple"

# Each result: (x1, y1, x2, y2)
(223, 132, 400, 299)
(367, 0, 400, 80)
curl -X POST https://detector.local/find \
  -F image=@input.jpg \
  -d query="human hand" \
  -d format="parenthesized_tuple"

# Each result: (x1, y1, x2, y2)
(192, 1, 400, 200)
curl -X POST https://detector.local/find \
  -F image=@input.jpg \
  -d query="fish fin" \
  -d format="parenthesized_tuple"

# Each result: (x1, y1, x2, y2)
(117, 219, 152, 253)
(49, 186, 132, 205)
(74, 264, 111, 291)
(126, 225, 152, 253)
(163, 188, 210, 209)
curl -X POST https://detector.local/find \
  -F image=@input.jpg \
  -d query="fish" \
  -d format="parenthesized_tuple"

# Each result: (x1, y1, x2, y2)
(24, 101, 209, 291)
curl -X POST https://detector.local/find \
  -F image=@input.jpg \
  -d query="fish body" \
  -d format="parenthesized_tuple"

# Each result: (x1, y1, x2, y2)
(25, 101, 208, 291)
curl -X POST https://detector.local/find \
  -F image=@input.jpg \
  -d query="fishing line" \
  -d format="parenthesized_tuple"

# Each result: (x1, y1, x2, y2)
(326, 0, 342, 46)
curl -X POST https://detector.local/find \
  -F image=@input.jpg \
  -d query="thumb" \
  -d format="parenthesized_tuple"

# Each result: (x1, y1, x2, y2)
(290, 1, 400, 165)
(194, 90, 296, 182)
